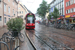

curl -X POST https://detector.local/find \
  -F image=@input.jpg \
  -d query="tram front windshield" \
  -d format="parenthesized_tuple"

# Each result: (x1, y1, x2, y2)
(27, 15, 35, 23)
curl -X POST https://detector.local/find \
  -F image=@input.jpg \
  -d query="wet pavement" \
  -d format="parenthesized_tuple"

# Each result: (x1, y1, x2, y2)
(25, 23, 75, 50)
(0, 23, 75, 50)
(19, 29, 35, 50)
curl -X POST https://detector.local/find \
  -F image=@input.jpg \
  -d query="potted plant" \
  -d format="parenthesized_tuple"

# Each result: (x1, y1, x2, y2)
(6, 17, 24, 37)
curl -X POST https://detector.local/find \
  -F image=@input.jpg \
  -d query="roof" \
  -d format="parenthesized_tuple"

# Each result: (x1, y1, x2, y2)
(14, 0, 18, 4)
(23, 5, 32, 13)
(50, 0, 56, 5)
(19, 2, 32, 13)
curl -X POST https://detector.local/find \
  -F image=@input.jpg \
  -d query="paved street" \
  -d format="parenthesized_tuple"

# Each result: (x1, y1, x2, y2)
(25, 23, 75, 50)
(19, 29, 35, 50)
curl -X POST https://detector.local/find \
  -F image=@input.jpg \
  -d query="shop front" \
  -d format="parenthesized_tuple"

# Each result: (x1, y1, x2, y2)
(65, 15, 75, 24)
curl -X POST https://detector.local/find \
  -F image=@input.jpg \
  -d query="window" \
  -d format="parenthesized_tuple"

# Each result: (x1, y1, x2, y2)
(20, 11, 21, 14)
(4, 17, 6, 23)
(74, 8, 75, 12)
(13, 1, 14, 5)
(63, 8, 64, 15)
(71, 8, 73, 13)
(61, 9, 62, 15)
(21, 15, 23, 18)
(9, 18, 10, 20)
(66, 2, 68, 7)
(68, 9, 70, 13)
(19, 7, 20, 10)
(22, 11, 23, 14)
(8, 7, 10, 13)
(74, 0, 75, 3)
(70, 0, 73, 5)
(72, 8, 73, 12)
(71, 0, 73, 4)
(13, 9, 14, 15)
(27, 15, 35, 23)
(0, 16, 1, 21)
(4, 4, 6, 12)
(69, 1, 70, 6)
(16, 11, 17, 16)
(66, 10, 68, 14)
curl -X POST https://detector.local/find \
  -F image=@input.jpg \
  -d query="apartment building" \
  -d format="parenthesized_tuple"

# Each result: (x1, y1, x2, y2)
(0, 0, 18, 27)
(4, 0, 18, 26)
(65, 0, 75, 18)
(50, 0, 65, 18)
(18, 2, 29, 23)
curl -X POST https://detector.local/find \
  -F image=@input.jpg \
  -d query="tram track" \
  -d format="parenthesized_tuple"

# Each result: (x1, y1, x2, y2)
(35, 30, 73, 49)
(41, 24, 75, 39)
(28, 30, 73, 50)
(51, 30, 75, 39)
(29, 30, 55, 50)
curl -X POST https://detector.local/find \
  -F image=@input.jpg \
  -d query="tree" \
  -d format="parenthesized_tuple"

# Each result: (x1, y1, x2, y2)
(37, 0, 50, 18)
(47, 14, 51, 20)
(51, 7, 60, 19)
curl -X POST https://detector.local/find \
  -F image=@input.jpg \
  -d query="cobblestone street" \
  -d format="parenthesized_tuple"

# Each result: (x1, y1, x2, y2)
(25, 23, 75, 50)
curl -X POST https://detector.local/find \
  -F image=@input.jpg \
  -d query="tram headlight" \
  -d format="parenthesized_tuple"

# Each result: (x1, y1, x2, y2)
(33, 24, 35, 25)
(26, 24, 28, 25)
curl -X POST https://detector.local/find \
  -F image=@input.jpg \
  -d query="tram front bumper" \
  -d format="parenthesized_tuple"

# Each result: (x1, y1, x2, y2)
(26, 26, 35, 29)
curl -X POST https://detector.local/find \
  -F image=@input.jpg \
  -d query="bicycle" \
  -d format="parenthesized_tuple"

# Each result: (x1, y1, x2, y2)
(0, 41, 20, 50)
(3, 29, 25, 43)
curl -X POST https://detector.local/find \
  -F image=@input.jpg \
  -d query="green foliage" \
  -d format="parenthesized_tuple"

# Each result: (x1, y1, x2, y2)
(37, 0, 50, 18)
(6, 17, 24, 32)
(47, 14, 51, 20)
(51, 7, 60, 19)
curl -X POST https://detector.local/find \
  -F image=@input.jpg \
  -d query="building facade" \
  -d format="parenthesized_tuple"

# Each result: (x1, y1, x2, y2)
(4, 0, 18, 26)
(0, 0, 3, 27)
(65, 0, 75, 18)
(18, 2, 29, 23)
(0, 0, 18, 27)
(50, 0, 65, 17)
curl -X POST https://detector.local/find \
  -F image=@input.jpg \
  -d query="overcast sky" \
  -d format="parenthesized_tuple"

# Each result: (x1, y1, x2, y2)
(20, 0, 52, 14)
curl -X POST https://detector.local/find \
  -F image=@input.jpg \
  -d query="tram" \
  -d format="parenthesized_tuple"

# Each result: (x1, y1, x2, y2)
(25, 13, 35, 29)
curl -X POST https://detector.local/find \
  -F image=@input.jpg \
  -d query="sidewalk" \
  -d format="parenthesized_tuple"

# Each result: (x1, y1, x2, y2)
(0, 27, 8, 38)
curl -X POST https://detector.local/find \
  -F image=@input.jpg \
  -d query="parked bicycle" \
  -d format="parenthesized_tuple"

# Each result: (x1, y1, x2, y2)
(3, 29, 25, 42)
(0, 41, 20, 50)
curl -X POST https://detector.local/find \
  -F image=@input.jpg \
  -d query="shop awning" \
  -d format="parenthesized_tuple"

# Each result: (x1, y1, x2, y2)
(65, 15, 70, 18)
(57, 18, 60, 20)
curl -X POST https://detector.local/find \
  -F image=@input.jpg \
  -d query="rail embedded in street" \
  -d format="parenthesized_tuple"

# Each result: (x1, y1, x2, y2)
(34, 30, 73, 50)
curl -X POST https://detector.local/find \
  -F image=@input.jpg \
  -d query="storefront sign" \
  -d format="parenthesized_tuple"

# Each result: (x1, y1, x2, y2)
(4, 14, 11, 17)
(65, 15, 70, 18)
(71, 15, 75, 17)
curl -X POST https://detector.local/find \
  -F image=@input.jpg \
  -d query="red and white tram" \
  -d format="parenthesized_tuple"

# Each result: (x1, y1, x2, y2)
(25, 13, 35, 29)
